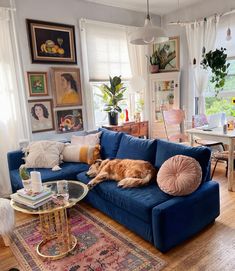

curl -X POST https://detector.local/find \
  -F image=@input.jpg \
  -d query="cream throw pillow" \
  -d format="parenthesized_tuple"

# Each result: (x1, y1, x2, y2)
(71, 132, 101, 146)
(24, 141, 64, 168)
(62, 144, 100, 165)
(157, 155, 202, 196)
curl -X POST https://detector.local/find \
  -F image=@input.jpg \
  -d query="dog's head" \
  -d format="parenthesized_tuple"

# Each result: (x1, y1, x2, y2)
(86, 159, 103, 178)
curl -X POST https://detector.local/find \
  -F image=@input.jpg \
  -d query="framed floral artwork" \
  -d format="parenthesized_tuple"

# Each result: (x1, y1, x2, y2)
(51, 67, 82, 107)
(153, 36, 180, 72)
(26, 19, 77, 64)
(56, 108, 84, 133)
(27, 72, 48, 96)
(28, 99, 54, 133)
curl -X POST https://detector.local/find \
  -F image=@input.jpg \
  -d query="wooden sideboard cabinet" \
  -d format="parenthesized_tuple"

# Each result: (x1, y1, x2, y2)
(102, 121, 149, 138)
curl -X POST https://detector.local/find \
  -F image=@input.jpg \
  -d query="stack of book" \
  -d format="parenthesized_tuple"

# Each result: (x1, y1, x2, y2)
(10, 188, 52, 209)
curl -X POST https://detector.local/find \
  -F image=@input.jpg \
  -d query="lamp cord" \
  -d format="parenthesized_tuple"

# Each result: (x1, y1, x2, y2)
(146, 0, 150, 20)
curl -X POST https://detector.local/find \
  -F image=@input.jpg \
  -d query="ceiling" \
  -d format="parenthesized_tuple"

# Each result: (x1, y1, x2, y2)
(84, 0, 205, 15)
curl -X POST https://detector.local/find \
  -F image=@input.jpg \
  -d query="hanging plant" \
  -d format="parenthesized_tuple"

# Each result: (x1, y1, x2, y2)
(201, 47, 230, 96)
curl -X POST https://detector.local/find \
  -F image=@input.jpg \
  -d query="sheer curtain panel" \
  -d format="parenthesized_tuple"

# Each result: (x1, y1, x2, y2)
(185, 15, 219, 114)
(0, 8, 29, 197)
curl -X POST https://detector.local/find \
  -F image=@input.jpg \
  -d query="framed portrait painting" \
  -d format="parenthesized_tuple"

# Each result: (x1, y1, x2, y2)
(27, 72, 48, 96)
(26, 19, 77, 64)
(56, 108, 84, 133)
(28, 99, 54, 133)
(153, 37, 180, 72)
(51, 67, 82, 107)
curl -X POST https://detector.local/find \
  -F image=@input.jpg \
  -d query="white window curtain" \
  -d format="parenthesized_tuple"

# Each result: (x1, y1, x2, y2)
(185, 15, 219, 114)
(126, 35, 148, 119)
(0, 7, 30, 197)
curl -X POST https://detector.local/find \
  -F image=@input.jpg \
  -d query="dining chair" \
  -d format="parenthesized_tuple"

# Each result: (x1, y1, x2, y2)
(162, 109, 189, 143)
(192, 114, 224, 149)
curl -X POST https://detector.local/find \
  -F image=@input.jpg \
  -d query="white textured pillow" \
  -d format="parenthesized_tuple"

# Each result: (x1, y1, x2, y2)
(24, 141, 64, 168)
(71, 132, 101, 146)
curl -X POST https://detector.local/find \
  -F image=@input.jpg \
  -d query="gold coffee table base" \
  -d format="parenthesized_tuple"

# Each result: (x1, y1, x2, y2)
(36, 235, 77, 260)
(37, 206, 77, 260)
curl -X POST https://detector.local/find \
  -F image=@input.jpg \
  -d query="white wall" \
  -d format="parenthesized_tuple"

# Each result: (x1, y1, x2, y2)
(163, 0, 235, 123)
(13, 0, 161, 141)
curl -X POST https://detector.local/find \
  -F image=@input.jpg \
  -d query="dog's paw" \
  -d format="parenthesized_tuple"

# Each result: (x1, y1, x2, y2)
(87, 182, 95, 190)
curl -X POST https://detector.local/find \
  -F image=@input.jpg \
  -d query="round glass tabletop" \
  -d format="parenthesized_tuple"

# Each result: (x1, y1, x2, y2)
(11, 180, 88, 214)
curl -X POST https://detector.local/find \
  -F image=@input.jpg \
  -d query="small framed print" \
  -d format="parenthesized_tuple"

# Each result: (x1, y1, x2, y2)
(56, 108, 83, 133)
(26, 19, 77, 64)
(28, 99, 54, 133)
(27, 72, 48, 96)
(153, 36, 180, 72)
(51, 67, 82, 107)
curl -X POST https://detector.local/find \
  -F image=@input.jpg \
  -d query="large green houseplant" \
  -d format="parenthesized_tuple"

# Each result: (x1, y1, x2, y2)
(99, 76, 126, 125)
(201, 47, 230, 97)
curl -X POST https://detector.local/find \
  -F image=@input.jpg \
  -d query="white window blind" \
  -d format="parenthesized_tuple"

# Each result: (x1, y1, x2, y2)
(84, 20, 132, 81)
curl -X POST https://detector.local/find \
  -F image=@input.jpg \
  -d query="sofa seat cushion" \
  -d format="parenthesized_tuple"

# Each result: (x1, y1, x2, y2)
(77, 172, 172, 223)
(10, 162, 89, 192)
(155, 139, 211, 182)
(116, 134, 157, 164)
(98, 128, 123, 159)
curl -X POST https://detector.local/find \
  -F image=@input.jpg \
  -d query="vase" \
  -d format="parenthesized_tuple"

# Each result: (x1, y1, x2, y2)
(150, 65, 159, 73)
(108, 112, 118, 125)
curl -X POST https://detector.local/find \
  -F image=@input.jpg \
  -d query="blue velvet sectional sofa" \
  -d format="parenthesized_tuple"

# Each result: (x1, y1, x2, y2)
(7, 128, 220, 252)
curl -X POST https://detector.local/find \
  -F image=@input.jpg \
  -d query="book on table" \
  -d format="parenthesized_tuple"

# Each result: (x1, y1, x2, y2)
(16, 188, 51, 201)
(10, 192, 52, 209)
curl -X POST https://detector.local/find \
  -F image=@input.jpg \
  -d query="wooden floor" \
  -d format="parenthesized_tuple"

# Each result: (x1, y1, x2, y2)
(1, 162, 235, 271)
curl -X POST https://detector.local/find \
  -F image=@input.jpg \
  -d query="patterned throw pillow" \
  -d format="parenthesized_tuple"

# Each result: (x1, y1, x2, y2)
(24, 141, 64, 168)
(71, 132, 101, 146)
(62, 144, 101, 165)
(157, 155, 202, 196)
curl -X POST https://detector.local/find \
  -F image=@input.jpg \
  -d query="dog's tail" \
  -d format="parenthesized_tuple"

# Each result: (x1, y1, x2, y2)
(118, 173, 152, 188)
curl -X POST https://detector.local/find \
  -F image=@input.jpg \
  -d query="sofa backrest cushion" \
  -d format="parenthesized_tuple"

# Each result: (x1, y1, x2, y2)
(116, 134, 157, 164)
(155, 139, 211, 182)
(98, 128, 123, 159)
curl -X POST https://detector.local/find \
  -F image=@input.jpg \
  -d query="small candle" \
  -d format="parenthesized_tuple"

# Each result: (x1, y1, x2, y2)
(30, 171, 43, 193)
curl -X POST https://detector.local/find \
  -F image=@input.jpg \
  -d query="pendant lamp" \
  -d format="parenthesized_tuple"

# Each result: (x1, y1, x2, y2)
(129, 0, 168, 45)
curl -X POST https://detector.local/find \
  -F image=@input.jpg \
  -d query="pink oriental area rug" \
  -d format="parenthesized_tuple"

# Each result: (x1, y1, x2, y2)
(9, 206, 166, 271)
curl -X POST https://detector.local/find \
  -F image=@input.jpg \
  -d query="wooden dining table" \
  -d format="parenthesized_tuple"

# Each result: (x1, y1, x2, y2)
(187, 127, 235, 192)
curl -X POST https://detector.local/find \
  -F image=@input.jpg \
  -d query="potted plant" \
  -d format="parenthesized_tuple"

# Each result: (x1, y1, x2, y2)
(167, 92, 174, 105)
(19, 165, 31, 192)
(147, 51, 160, 73)
(99, 76, 126, 125)
(201, 47, 230, 97)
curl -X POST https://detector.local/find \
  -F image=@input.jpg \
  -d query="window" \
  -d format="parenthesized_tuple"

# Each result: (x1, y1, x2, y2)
(205, 15, 235, 117)
(81, 19, 134, 127)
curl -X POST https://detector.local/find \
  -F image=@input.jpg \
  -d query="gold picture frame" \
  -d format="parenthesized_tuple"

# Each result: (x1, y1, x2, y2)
(51, 67, 83, 107)
(153, 36, 180, 72)
(27, 72, 48, 97)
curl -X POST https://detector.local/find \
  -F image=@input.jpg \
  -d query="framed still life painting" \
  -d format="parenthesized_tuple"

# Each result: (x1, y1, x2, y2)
(56, 108, 84, 133)
(153, 36, 180, 72)
(28, 99, 55, 133)
(26, 19, 77, 64)
(51, 67, 82, 107)
(27, 72, 48, 96)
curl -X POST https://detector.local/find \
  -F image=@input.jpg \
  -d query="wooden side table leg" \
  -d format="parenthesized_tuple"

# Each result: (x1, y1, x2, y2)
(228, 138, 235, 191)
(2, 235, 11, 246)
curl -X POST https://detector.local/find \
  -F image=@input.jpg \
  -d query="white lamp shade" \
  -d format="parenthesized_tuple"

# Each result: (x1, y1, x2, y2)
(129, 19, 169, 45)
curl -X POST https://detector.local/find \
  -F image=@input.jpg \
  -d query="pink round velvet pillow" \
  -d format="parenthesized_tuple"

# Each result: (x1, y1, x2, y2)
(157, 155, 202, 196)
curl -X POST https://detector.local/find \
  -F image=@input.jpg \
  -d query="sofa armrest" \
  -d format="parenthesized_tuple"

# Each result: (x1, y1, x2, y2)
(152, 181, 220, 253)
(7, 150, 24, 171)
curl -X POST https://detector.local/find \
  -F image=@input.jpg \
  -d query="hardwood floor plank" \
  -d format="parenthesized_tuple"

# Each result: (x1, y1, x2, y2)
(1, 163, 235, 270)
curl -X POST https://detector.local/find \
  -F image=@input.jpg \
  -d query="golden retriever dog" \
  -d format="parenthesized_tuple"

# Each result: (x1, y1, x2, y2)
(86, 159, 156, 189)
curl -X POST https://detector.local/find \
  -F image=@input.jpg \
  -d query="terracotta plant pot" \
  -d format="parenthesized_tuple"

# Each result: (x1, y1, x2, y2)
(150, 65, 159, 73)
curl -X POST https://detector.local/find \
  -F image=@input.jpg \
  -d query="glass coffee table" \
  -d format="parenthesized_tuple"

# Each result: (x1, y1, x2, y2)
(11, 180, 88, 260)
